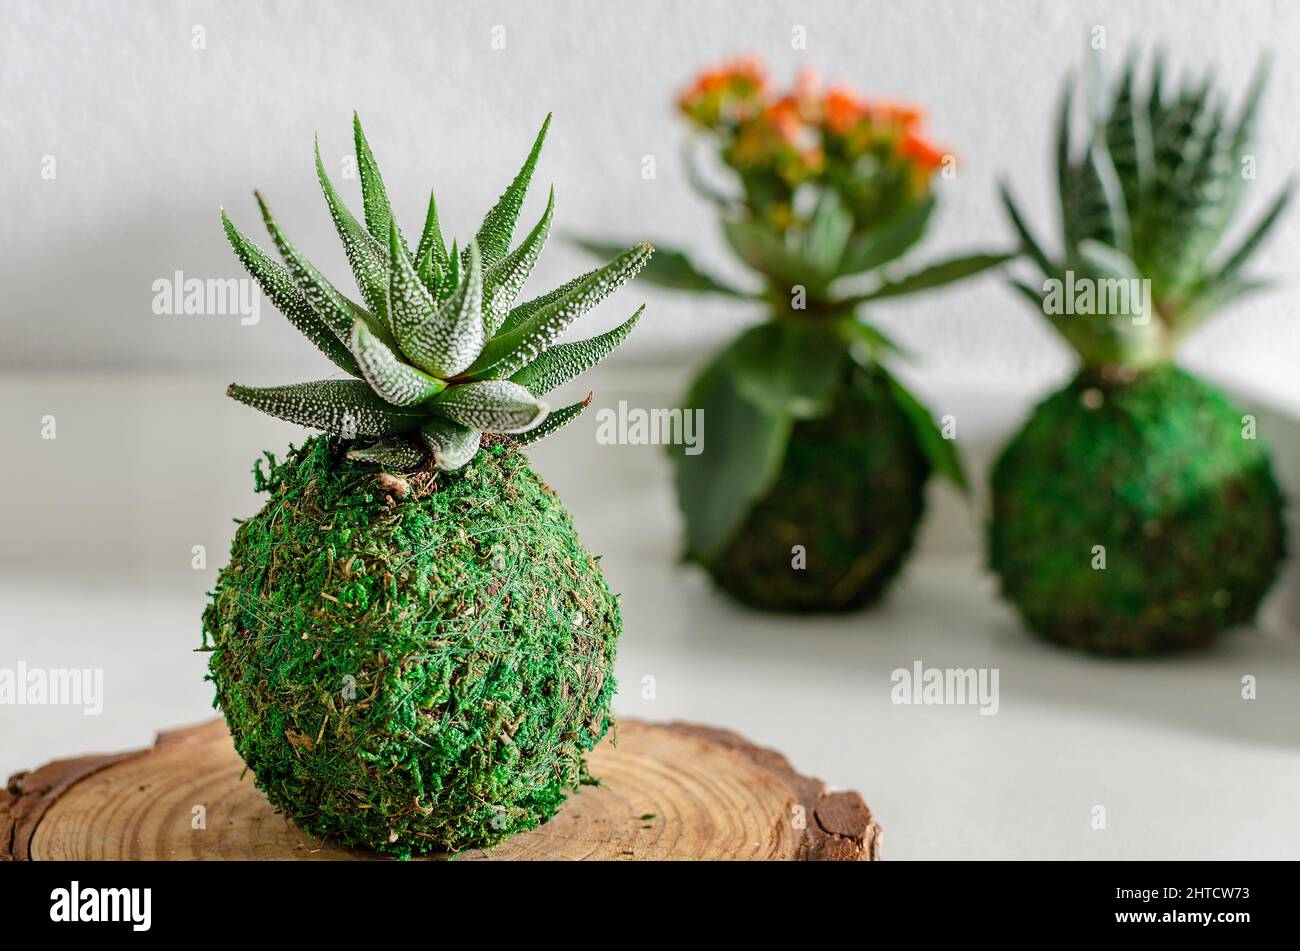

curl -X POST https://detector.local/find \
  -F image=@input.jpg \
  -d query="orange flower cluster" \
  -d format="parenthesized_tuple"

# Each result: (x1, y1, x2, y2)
(678, 57, 950, 204)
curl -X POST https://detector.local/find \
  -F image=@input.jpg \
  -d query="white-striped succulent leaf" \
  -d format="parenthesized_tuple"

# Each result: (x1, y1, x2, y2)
(315, 137, 390, 324)
(384, 220, 441, 364)
(221, 210, 361, 377)
(414, 189, 449, 289)
(349, 320, 447, 406)
(511, 394, 591, 446)
(482, 186, 555, 336)
(227, 380, 425, 437)
(473, 115, 550, 269)
(346, 437, 427, 469)
(434, 380, 548, 433)
(399, 241, 486, 378)
(352, 113, 409, 259)
(255, 192, 393, 348)
(466, 243, 653, 380)
(511, 305, 643, 396)
(418, 418, 483, 470)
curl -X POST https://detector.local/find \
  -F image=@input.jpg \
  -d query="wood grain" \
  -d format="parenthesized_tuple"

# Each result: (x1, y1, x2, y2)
(2, 718, 879, 861)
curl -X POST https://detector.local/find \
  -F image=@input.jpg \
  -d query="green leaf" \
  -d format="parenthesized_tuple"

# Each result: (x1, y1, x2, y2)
(843, 319, 909, 363)
(877, 366, 967, 492)
(346, 437, 427, 469)
(721, 217, 816, 289)
(511, 305, 643, 397)
(386, 219, 439, 365)
(837, 196, 935, 276)
(352, 113, 406, 255)
(418, 418, 482, 470)
(572, 237, 751, 297)
(349, 319, 447, 406)
(227, 380, 425, 436)
(801, 190, 854, 277)
(1209, 181, 1293, 282)
(999, 184, 1054, 276)
(483, 186, 555, 336)
(852, 253, 1011, 303)
(671, 345, 792, 561)
(220, 209, 361, 376)
(434, 379, 547, 433)
(727, 321, 846, 419)
(475, 115, 551, 268)
(400, 241, 487, 378)
(466, 243, 652, 380)
(414, 190, 449, 294)
(512, 395, 591, 446)
(314, 136, 389, 325)
(255, 192, 394, 349)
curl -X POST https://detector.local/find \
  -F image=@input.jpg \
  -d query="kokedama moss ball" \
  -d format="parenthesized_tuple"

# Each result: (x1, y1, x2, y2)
(989, 366, 1285, 655)
(201, 436, 620, 857)
(703, 365, 930, 612)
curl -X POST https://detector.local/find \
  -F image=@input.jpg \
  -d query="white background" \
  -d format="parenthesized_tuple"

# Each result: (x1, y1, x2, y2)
(2, 0, 1299, 859)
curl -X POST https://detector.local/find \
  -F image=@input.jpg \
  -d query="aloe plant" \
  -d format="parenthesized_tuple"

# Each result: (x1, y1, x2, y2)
(224, 114, 650, 470)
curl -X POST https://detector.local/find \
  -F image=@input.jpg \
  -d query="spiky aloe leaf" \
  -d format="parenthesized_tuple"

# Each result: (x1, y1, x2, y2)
(434, 380, 548, 433)
(414, 189, 449, 290)
(418, 418, 482, 470)
(349, 320, 447, 406)
(227, 380, 425, 436)
(400, 241, 486, 378)
(467, 243, 652, 380)
(314, 137, 390, 325)
(255, 192, 394, 349)
(352, 113, 407, 256)
(474, 115, 551, 268)
(999, 184, 1054, 276)
(496, 264, 598, 337)
(512, 394, 591, 446)
(1207, 182, 1293, 282)
(511, 306, 643, 397)
(385, 220, 439, 362)
(221, 210, 361, 376)
(346, 437, 426, 469)
(482, 185, 555, 336)
(1104, 50, 1152, 218)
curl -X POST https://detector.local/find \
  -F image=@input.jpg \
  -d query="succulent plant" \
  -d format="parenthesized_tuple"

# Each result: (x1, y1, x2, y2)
(991, 50, 1290, 654)
(223, 114, 650, 470)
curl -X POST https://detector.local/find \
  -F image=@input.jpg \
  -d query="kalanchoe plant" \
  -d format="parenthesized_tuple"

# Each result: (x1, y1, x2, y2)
(224, 113, 650, 470)
(991, 50, 1291, 654)
(203, 116, 650, 858)
(581, 58, 1008, 612)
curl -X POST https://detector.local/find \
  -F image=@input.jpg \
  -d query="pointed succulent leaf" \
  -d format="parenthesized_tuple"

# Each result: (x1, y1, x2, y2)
(1208, 181, 1293, 282)
(999, 184, 1054, 276)
(315, 136, 390, 324)
(221, 210, 361, 376)
(497, 265, 597, 337)
(418, 418, 482, 470)
(346, 437, 427, 469)
(434, 380, 548, 433)
(400, 241, 486, 377)
(414, 189, 449, 283)
(227, 380, 424, 436)
(482, 185, 555, 336)
(417, 245, 443, 300)
(573, 237, 752, 296)
(1104, 49, 1151, 217)
(511, 394, 591, 446)
(255, 192, 394, 348)
(385, 219, 441, 364)
(467, 243, 652, 380)
(852, 253, 1012, 303)
(349, 320, 447, 406)
(511, 306, 643, 397)
(474, 115, 551, 268)
(352, 113, 406, 255)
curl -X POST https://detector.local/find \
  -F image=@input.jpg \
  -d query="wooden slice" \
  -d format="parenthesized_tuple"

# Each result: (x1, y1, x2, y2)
(2, 719, 879, 861)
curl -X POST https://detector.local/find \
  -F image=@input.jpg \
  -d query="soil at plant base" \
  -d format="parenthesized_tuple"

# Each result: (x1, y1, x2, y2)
(989, 364, 1286, 655)
(702, 364, 930, 613)
(202, 436, 620, 857)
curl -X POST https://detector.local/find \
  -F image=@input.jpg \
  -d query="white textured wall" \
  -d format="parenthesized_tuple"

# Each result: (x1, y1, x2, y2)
(3, 0, 1298, 406)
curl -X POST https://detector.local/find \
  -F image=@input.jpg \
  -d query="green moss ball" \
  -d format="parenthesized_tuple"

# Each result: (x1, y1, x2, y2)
(989, 365, 1285, 655)
(201, 436, 620, 857)
(702, 365, 930, 612)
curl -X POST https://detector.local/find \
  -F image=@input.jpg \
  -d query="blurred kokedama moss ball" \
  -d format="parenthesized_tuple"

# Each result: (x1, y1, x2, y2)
(202, 437, 620, 858)
(703, 365, 930, 612)
(989, 366, 1285, 655)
